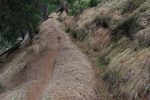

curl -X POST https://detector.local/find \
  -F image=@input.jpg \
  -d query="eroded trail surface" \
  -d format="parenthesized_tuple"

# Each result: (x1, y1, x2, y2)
(0, 15, 110, 100)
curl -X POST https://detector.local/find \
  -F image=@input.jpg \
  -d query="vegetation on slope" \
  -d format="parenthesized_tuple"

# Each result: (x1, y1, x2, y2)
(65, 0, 150, 99)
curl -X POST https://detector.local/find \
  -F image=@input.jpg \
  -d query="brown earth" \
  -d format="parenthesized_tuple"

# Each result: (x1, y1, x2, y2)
(0, 14, 111, 100)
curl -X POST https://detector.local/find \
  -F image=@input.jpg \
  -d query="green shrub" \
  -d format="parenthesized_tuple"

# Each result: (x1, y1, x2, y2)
(69, 1, 89, 16)
(93, 16, 110, 28)
(48, 3, 57, 13)
(89, 0, 100, 7)
(96, 55, 110, 68)
(69, 0, 101, 15)
(0, 36, 12, 54)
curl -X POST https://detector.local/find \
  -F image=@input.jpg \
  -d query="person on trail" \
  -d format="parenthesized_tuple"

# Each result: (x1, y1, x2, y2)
(56, 0, 69, 15)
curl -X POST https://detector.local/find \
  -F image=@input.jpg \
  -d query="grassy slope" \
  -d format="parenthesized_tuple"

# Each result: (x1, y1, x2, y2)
(64, 0, 150, 99)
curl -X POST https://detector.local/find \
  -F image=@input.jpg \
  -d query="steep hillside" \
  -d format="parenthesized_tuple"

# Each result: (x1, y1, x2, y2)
(0, 15, 113, 100)
(65, 0, 150, 99)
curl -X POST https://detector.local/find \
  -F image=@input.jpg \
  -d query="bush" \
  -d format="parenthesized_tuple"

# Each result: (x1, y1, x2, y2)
(89, 0, 100, 7)
(70, 29, 88, 41)
(0, 36, 12, 54)
(69, 1, 89, 16)
(93, 16, 110, 28)
(69, 0, 101, 15)
(110, 17, 142, 41)
(96, 54, 110, 68)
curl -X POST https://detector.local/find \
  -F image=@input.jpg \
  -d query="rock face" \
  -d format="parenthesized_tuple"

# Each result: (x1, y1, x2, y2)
(65, 0, 150, 99)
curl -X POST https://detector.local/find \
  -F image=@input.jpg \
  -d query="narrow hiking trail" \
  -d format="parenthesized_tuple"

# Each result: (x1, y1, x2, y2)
(0, 14, 111, 100)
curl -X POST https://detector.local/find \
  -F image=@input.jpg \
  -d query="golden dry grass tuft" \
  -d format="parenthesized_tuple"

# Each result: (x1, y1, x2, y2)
(103, 48, 150, 99)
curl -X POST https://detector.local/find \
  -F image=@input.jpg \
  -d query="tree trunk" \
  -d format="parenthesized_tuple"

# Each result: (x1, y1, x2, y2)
(42, 2, 48, 21)
(0, 40, 22, 58)
(58, 0, 69, 15)
(20, 28, 28, 40)
(28, 28, 35, 40)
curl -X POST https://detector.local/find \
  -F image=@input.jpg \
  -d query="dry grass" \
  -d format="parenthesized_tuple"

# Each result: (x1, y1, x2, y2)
(111, 0, 146, 14)
(103, 48, 150, 99)
(65, 0, 150, 99)
(134, 28, 150, 49)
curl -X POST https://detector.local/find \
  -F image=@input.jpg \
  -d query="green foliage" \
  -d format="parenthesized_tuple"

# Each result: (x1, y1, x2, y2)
(47, 0, 77, 15)
(48, 4, 57, 13)
(89, 0, 100, 7)
(96, 55, 110, 68)
(0, 36, 11, 54)
(47, 0, 58, 13)
(0, 0, 52, 53)
(0, 0, 101, 52)
(0, 0, 60, 52)
(69, 1, 89, 16)
(69, 0, 101, 15)
(67, 0, 76, 4)
(0, 0, 43, 43)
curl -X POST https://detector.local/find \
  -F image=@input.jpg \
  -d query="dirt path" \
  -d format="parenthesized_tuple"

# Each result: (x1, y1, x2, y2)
(0, 14, 110, 100)
(41, 19, 99, 100)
